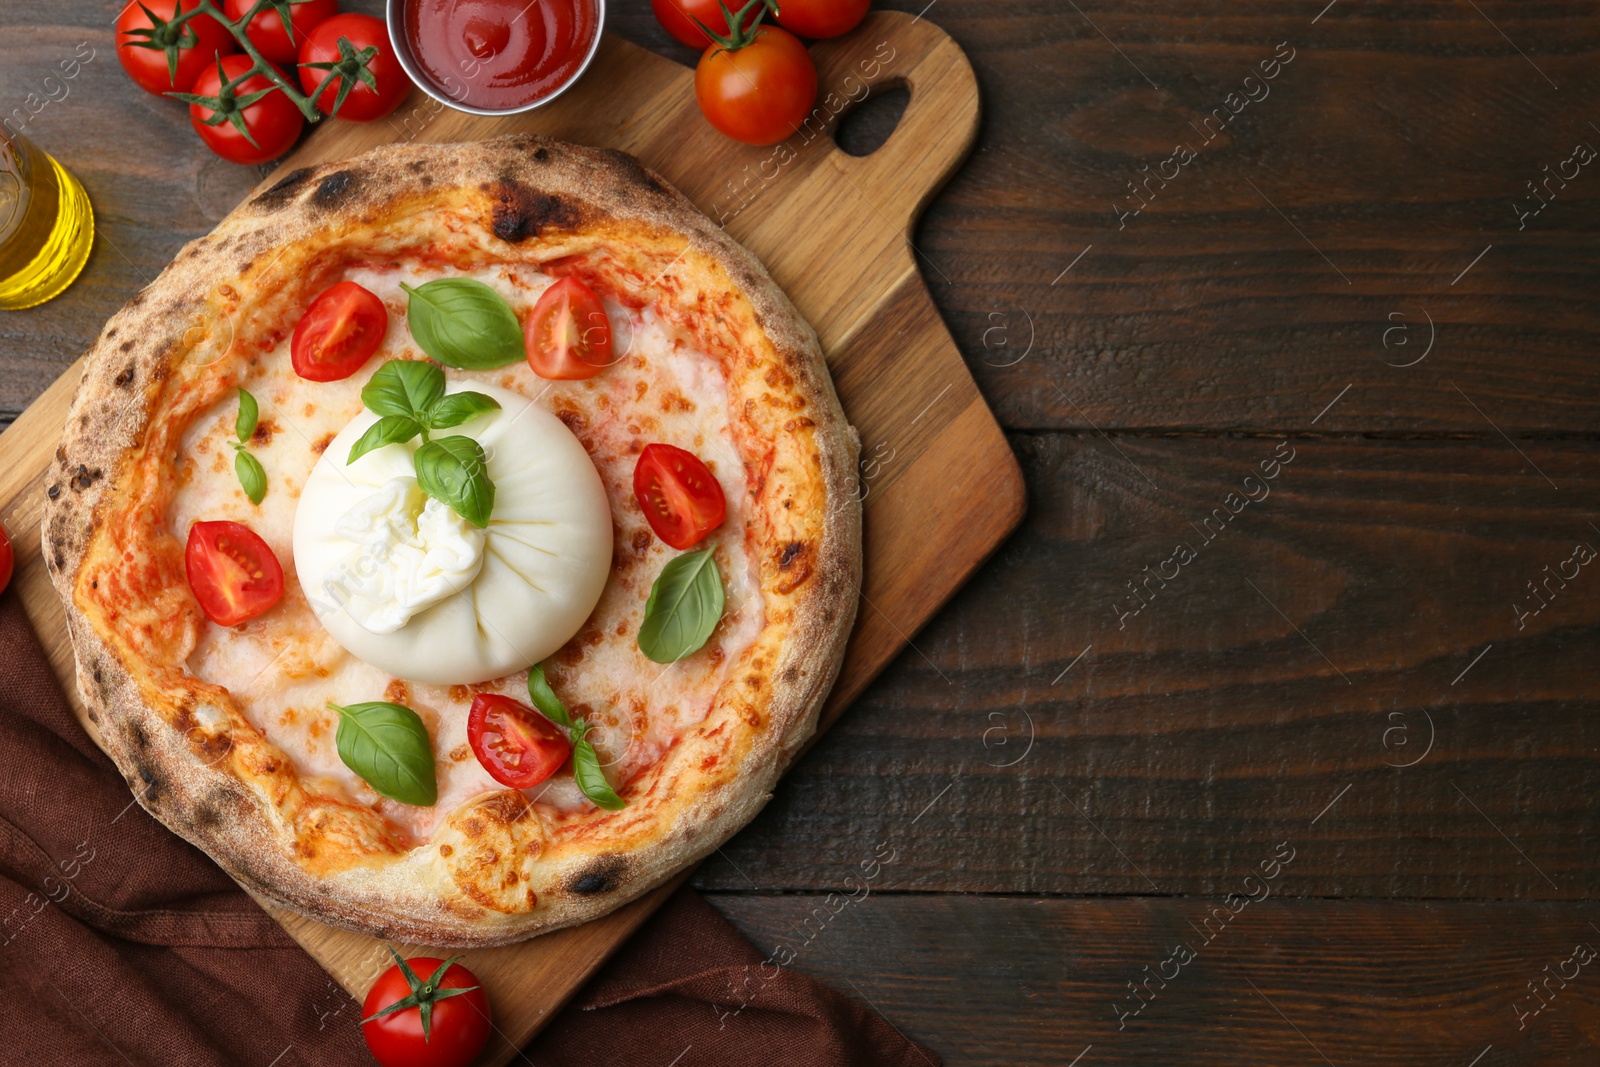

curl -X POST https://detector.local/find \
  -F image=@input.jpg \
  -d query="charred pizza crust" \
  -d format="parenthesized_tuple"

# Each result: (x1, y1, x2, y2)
(42, 135, 860, 946)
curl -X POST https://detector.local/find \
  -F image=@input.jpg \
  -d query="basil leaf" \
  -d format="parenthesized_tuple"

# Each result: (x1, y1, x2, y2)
(235, 388, 258, 443)
(526, 662, 572, 729)
(348, 414, 424, 465)
(638, 549, 724, 663)
(571, 735, 625, 811)
(415, 435, 495, 528)
(426, 391, 501, 430)
(401, 279, 524, 370)
(234, 448, 266, 505)
(527, 664, 624, 810)
(362, 359, 445, 420)
(329, 702, 437, 807)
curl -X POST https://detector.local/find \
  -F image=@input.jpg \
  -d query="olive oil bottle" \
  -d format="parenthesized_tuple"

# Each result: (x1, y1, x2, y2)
(0, 132, 93, 311)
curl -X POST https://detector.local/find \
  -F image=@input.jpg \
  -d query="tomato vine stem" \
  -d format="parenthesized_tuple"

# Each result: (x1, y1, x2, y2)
(150, 0, 368, 122)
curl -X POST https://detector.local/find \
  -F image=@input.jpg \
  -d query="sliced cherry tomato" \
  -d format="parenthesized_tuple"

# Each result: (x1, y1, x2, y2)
(467, 694, 571, 790)
(362, 956, 490, 1067)
(633, 444, 727, 550)
(650, 0, 762, 48)
(184, 520, 283, 626)
(523, 277, 613, 381)
(291, 281, 389, 382)
(0, 522, 13, 598)
(187, 54, 305, 166)
(116, 0, 236, 97)
(695, 25, 817, 146)
(774, 0, 871, 38)
(224, 0, 337, 67)
(297, 13, 410, 122)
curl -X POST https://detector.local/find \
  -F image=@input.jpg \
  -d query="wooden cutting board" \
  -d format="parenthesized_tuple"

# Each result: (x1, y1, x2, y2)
(0, 11, 1020, 1061)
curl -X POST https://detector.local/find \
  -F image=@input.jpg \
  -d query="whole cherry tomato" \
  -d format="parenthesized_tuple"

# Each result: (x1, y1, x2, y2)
(187, 54, 305, 165)
(297, 13, 410, 122)
(362, 952, 491, 1067)
(695, 25, 817, 146)
(650, 0, 763, 48)
(467, 694, 571, 790)
(184, 520, 283, 626)
(116, 0, 236, 96)
(523, 277, 613, 381)
(223, 0, 338, 67)
(634, 443, 727, 549)
(292, 281, 389, 382)
(0, 522, 13, 597)
(774, 0, 871, 38)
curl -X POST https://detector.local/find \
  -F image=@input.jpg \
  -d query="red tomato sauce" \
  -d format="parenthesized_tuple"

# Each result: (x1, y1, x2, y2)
(403, 0, 599, 111)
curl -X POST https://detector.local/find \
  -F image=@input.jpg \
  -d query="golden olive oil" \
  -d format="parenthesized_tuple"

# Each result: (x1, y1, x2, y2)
(0, 133, 93, 311)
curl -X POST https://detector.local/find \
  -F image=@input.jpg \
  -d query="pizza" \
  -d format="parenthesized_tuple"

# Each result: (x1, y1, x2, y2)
(41, 135, 861, 947)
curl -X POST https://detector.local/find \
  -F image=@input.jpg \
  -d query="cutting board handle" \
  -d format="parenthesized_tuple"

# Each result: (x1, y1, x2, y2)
(812, 11, 981, 238)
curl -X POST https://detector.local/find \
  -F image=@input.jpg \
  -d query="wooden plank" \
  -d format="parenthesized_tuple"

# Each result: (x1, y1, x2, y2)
(9, 3, 1600, 433)
(0, 9, 1022, 1061)
(696, 435, 1600, 899)
(708, 893, 1600, 1066)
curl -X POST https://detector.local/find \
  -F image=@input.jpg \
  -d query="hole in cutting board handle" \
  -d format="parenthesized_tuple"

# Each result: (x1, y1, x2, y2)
(832, 81, 910, 158)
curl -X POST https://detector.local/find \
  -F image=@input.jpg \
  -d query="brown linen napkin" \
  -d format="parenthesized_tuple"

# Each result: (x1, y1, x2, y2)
(0, 592, 937, 1067)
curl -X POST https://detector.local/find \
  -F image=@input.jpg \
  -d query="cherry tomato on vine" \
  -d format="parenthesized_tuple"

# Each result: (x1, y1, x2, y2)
(186, 54, 305, 165)
(223, 0, 338, 67)
(185, 520, 283, 626)
(695, 25, 817, 146)
(649, 0, 763, 48)
(467, 694, 572, 790)
(0, 522, 13, 598)
(362, 952, 491, 1067)
(297, 14, 410, 122)
(116, 0, 236, 97)
(523, 277, 614, 380)
(634, 444, 727, 549)
(773, 0, 871, 38)
(291, 281, 389, 382)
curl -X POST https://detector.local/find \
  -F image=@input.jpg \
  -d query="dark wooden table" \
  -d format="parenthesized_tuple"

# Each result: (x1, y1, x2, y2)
(6, 1, 1600, 1063)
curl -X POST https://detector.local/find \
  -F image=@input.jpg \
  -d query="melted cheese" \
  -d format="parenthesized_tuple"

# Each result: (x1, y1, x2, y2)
(171, 261, 765, 842)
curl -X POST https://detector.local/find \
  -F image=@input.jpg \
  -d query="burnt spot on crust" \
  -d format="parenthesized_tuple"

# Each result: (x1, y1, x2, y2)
(599, 148, 667, 196)
(779, 541, 805, 568)
(114, 361, 136, 385)
(313, 170, 357, 208)
(408, 159, 426, 173)
(47, 483, 61, 500)
(568, 855, 625, 895)
(490, 180, 580, 242)
(252, 167, 314, 209)
(70, 464, 103, 491)
(533, 147, 550, 162)
(776, 541, 813, 594)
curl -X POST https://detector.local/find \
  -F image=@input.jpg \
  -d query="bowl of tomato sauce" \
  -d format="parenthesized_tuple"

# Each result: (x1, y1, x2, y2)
(386, 0, 604, 116)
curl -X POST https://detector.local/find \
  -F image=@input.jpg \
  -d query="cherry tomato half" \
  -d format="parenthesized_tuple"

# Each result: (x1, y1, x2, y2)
(297, 13, 410, 122)
(362, 956, 490, 1067)
(0, 522, 13, 598)
(224, 0, 337, 67)
(187, 54, 305, 166)
(695, 26, 818, 146)
(774, 0, 871, 39)
(523, 277, 613, 381)
(116, 0, 235, 97)
(291, 281, 389, 382)
(634, 444, 727, 550)
(184, 520, 283, 627)
(650, 0, 763, 48)
(467, 694, 571, 790)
